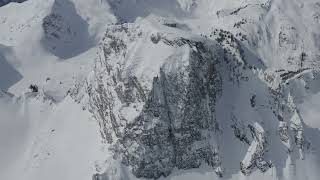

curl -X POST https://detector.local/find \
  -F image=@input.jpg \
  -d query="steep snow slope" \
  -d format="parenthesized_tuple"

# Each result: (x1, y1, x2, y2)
(0, 0, 115, 95)
(0, 91, 106, 180)
(1, 0, 320, 180)
(0, 1, 114, 180)
(185, 0, 320, 69)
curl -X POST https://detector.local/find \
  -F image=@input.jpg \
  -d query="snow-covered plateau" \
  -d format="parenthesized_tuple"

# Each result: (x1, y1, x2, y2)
(1, 0, 320, 180)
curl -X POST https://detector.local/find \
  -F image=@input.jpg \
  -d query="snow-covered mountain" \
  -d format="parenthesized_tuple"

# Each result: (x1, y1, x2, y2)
(0, 0, 27, 7)
(1, 0, 320, 180)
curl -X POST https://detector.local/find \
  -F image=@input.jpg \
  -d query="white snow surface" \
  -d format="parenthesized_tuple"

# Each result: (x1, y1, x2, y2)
(1, 0, 320, 180)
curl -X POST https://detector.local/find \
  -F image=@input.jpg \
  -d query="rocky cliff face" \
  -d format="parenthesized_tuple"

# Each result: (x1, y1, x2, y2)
(82, 23, 224, 178)
(72, 15, 320, 179)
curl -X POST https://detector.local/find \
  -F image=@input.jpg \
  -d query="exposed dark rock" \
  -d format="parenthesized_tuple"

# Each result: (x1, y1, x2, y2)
(0, 0, 27, 7)
(29, 84, 38, 93)
(85, 24, 223, 179)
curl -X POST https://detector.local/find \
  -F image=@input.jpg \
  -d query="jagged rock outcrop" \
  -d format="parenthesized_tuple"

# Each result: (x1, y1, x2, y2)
(67, 1, 320, 179)
(82, 22, 224, 179)
(69, 18, 320, 179)
(240, 123, 271, 175)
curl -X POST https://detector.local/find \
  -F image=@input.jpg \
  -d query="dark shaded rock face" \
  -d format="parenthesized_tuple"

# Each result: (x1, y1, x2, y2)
(0, 45, 23, 91)
(83, 24, 223, 179)
(72, 22, 320, 180)
(0, 0, 27, 7)
(118, 42, 222, 179)
(41, 0, 94, 59)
